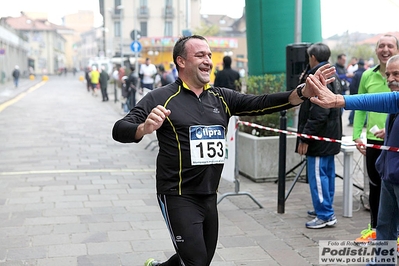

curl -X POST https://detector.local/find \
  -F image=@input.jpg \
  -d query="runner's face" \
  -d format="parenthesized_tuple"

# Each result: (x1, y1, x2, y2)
(182, 38, 213, 86)
(386, 60, 399, 92)
(376, 36, 398, 65)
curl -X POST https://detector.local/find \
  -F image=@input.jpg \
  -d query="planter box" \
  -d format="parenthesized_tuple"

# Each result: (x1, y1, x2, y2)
(237, 131, 304, 182)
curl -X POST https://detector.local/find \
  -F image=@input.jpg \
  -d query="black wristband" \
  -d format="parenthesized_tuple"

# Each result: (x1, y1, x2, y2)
(296, 83, 307, 100)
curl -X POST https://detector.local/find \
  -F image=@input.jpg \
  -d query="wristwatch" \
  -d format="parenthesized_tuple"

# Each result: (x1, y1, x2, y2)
(296, 83, 308, 100)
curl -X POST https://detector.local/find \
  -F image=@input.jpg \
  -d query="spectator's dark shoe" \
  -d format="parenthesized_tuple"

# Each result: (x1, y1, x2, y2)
(307, 210, 316, 218)
(306, 215, 337, 229)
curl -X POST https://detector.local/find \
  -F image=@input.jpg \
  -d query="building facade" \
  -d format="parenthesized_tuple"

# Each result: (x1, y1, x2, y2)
(100, 0, 201, 59)
(2, 12, 67, 75)
(0, 22, 29, 83)
(78, 27, 106, 70)
(99, 0, 246, 82)
(62, 11, 96, 70)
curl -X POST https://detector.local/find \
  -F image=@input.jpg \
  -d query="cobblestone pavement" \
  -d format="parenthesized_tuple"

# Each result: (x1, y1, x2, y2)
(0, 74, 386, 266)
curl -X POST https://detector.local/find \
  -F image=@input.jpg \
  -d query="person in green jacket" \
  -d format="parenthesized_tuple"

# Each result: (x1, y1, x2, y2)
(352, 34, 399, 244)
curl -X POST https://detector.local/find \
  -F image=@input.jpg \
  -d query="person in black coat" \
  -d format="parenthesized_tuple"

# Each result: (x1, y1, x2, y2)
(296, 42, 343, 229)
(12, 65, 20, 88)
(335, 53, 352, 94)
(348, 59, 366, 125)
(213, 56, 241, 91)
(99, 66, 110, 101)
(125, 65, 138, 109)
(85, 67, 91, 92)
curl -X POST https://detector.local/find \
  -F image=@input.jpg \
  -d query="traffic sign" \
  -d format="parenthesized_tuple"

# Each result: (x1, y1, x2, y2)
(130, 30, 141, 40)
(130, 41, 142, 53)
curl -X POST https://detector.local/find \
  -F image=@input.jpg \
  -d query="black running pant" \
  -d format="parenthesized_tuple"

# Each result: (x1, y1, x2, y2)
(366, 139, 383, 229)
(157, 194, 218, 266)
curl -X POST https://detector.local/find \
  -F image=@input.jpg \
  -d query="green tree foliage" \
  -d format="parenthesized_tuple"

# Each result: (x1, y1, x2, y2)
(330, 44, 377, 65)
(193, 22, 220, 36)
(239, 73, 295, 137)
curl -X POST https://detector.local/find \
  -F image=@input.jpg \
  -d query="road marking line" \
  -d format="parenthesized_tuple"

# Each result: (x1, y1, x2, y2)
(0, 81, 47, 113)
(0, 168, 156, 176)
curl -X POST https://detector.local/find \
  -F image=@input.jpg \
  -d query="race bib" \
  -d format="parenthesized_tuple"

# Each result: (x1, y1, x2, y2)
(189, 125, 226, 165)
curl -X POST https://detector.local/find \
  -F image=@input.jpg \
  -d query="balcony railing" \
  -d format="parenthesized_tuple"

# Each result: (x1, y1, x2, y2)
(137, 6, 149, 19)
(111, 9, 123, 20)
(162, 6, 174, 19)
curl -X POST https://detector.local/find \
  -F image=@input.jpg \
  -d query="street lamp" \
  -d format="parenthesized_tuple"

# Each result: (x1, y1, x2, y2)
(117, 5, 124, 66)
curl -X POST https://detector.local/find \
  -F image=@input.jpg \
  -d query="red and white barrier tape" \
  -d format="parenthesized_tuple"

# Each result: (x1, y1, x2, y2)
(238, 120, 399, 153)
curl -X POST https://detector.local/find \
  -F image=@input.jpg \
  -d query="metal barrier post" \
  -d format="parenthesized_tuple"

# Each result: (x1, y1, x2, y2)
(217, 117, 263, 208)
(114, 80, 118, 103)
(341, 145, 354, 217)
(277, 111, 287, 213)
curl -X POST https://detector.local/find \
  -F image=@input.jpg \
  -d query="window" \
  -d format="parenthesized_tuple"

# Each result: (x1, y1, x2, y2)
(138, 0, 148, 17)
(140, 22, 148, 37)
(114, 0, 121, 14)
(164, 21, 173, 37)
(164, 0, 173, 17)
(114, 21, 121, 37)
(236, 54, 245, 69)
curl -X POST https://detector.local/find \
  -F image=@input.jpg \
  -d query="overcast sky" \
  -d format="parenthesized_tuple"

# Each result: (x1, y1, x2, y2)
(1, 0, 399, 39)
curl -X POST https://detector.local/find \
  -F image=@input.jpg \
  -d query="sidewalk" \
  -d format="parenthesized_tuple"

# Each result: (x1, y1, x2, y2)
(0, 77, 44, 105)
(0, 75, 377, 266)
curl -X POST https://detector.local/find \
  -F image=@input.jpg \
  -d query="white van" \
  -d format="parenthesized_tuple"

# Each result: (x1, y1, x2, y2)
(88, 57, 113, 74)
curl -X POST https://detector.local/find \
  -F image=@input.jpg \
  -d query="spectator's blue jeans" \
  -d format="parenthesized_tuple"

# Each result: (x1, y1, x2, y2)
(348, 110, 354, 125)
(13, 77, 19, 87)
